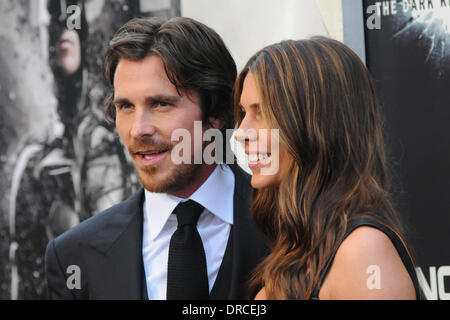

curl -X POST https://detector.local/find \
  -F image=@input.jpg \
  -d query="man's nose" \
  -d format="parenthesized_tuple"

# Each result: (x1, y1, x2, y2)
(130, 107, 156, 139)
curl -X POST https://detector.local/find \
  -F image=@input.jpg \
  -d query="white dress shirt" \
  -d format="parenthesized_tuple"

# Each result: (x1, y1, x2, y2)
(142, 164, 235, 300)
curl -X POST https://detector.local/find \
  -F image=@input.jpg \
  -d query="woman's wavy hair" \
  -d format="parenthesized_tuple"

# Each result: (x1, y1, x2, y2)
(234, 37, 413, 299)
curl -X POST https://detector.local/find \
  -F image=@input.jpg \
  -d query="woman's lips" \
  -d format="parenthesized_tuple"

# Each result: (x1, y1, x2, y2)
(247, 153, 271, 169)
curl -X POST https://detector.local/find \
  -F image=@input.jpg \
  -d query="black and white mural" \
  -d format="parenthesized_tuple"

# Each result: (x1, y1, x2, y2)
(0, 0, 180, 300)
(364, 0, 450, 299)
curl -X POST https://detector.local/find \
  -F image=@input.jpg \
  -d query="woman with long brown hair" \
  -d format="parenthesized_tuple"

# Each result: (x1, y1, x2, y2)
(234, 37, 421, 300)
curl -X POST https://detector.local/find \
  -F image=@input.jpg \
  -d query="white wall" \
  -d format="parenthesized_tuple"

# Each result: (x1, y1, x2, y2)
(181, 0, 329, 72)
(316, 0, 343, 42)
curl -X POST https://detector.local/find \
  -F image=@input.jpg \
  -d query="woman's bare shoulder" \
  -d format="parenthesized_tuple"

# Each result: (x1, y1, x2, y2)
(254, 287, 268, 300)
(319, 226, 416, 300)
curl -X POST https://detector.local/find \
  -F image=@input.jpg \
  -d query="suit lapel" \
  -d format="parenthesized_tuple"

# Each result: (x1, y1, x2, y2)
(85, 188, 147, 299)
(227, 167, 255, 299)
(210, 167, 256, 299)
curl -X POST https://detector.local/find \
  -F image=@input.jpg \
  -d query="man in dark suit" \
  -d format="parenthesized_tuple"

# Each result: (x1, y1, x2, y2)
(45, 17, 268, 300)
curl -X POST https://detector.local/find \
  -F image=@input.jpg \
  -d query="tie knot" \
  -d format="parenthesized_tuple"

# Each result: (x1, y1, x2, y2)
(173, 200, 204, 226)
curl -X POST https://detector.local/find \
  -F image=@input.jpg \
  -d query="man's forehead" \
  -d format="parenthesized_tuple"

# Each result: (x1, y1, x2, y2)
(114, 56, 169, 82)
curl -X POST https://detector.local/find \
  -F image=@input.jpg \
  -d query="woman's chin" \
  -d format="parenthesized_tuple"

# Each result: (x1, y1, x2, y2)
(250, 174, 280, 189)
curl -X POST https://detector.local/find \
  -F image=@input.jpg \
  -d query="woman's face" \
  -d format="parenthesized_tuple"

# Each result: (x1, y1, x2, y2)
(236, 72, 292, 188)
(55, 28, 81, 75)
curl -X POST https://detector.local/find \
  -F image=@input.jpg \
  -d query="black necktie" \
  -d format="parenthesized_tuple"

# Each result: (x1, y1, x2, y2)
(166, 200, 209, 300)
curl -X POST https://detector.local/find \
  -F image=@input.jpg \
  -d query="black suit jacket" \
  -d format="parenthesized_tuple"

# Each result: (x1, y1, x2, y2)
(45, 167, 268, 299)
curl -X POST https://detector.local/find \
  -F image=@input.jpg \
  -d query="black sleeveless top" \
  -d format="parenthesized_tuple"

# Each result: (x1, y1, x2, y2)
(310, 217, 422, 300)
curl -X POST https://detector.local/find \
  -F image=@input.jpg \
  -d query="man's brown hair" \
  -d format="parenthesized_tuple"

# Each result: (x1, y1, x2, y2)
(104, 16, 237, 138)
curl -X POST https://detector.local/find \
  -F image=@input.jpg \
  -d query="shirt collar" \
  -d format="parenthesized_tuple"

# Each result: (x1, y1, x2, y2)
(144, 164, 235, 240)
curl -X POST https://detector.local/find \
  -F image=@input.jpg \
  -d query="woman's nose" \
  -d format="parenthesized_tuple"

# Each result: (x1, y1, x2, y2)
(234, 127, 258, 145)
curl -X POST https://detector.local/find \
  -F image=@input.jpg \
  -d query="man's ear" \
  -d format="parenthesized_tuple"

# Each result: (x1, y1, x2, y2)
(208, 117, 225, 130)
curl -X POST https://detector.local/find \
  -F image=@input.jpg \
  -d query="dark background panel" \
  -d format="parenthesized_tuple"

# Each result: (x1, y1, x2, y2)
(363, 0, 450, 299)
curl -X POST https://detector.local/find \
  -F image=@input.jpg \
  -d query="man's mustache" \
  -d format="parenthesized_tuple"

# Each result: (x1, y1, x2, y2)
(127, 136, 174, 155)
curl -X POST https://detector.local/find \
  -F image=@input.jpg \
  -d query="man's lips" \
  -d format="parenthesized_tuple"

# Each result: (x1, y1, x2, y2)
(133, 148, 170, 166)
(135, 148, 169, 156)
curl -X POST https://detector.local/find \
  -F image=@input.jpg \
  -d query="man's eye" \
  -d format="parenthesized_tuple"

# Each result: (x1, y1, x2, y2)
(116, 103, 133, 110)
(156, 101, 172, 107)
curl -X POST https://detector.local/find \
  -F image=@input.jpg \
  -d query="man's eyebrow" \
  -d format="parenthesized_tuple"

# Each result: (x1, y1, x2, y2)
(113, 97, 131, 105)
(144, 94, 182, 103)
(113, 94, 182, 105)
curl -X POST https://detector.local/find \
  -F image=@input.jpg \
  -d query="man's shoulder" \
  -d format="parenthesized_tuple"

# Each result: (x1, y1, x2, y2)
(50, 188, 144, 250)
(230, 165, 252, 189)
(230, 164, 251, 179)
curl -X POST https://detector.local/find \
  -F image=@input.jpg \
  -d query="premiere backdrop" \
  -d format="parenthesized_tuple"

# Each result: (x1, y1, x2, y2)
(0, 0, 181, 300)
(364, 0, 450, 300)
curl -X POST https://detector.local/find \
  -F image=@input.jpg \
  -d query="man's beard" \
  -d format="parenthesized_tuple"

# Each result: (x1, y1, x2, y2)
(136, 161, 203, 194)
(128, 135, 206, 194)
